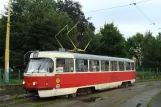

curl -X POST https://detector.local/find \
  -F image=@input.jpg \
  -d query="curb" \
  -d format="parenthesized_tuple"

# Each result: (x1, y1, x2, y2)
(147, 91, 161, 107)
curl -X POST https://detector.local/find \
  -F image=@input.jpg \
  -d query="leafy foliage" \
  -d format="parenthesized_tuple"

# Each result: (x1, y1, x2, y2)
(126, 31, 161, 69)
(0, 0, 94, 69)
(142, 31, 161, 68)
(126, 33, 144, 68)
(0, 0, 161, 70)
(56, 0, 95, 48)
(87, 23, 127, 57)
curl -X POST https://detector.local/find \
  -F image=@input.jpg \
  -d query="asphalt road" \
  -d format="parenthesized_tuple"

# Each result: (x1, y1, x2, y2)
(0, 81, 161, 107)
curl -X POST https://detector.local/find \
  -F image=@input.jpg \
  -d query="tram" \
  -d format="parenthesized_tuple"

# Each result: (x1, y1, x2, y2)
(23, 51, 136, 97)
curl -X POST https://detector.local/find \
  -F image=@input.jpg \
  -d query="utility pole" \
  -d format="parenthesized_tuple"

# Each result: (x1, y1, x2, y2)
(5, 0, 11, 83)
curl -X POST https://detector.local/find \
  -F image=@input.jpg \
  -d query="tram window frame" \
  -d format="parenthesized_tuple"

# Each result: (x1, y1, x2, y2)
(56, 58, 74, 73)
(110, 61, 117, 71)
(125, 62, 131, 71)
(101, 61, 106, 71)
(89, 60, 100, 72)
(119, 62, 124, 71)
(76, 59, 88, 72)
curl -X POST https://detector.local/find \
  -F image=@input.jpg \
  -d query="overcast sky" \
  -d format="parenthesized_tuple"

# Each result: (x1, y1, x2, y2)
(0, 0, 161, 38)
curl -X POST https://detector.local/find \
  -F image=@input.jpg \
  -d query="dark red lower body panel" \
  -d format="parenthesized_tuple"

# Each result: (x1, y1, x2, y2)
(24, 71, 136, 89)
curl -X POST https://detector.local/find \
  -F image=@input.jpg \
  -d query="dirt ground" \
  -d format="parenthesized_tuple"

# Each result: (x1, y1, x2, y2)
(0, 85, 25, 96)
(0, 82, 161, 107)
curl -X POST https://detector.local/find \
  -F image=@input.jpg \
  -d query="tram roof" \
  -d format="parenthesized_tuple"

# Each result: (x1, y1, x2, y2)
(38, 51, 133, 62)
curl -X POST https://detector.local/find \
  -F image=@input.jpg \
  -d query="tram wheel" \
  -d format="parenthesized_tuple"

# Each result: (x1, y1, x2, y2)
(68, 93, 77, 98)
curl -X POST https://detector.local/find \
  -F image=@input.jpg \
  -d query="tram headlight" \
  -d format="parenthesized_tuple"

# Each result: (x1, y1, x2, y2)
(33, 82, 37, 86)
(23, 81, 25, 84)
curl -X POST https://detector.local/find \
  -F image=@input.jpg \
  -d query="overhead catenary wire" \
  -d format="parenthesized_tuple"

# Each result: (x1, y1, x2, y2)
(85, 0, 160, 33)
(85, 0, 153, 14)
(131, 0, 159, 30)
(86, 0, 160, 33)
(85, 4, 130, 14)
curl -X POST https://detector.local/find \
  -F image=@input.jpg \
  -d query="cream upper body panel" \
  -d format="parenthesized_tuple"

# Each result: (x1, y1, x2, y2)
(30, 51, 75, 60)
(29, 51, 133, 62)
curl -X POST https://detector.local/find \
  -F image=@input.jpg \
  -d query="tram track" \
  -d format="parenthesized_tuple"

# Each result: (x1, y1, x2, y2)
(1, 81, 161, 107)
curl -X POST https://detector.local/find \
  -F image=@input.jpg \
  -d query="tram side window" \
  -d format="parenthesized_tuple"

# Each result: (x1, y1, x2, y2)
(76, 59, 88, 72)
(105, 61, 109, 71)
(101, 61, 106, 71)
(90, 60, 99, 72)
(110, 61, 117, 71)
(131, 63, 135, 70)
(126, 62, 131, 71)
(101, 61, 109, 71)
(56, 58, 74, 72)
(119, 62, 124, 71)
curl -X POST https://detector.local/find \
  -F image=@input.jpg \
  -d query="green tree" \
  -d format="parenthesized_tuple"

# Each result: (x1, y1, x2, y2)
(0, 18, 7, 68)
(0, 0, 76, 68)
(87, 23, 127, 57)
(142, 31, 160, 68)
(56, 0, 95, 48)
(126, 33, 144, 68)
(87, 33, 102, 54)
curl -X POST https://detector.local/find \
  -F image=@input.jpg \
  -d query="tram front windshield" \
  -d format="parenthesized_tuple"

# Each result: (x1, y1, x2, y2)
(25, 58, 54, 73)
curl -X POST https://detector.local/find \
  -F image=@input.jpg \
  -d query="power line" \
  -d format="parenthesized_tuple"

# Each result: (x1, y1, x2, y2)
(85, 4, 130, 14)
(133, 0, 153, 4)
(131, 1, 159, 30)
(85, 0, 160, 32)
(85, 0, 153, 14)
(135, 5, 154, 24)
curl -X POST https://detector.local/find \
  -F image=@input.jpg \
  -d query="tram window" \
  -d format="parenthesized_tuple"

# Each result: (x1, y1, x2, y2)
(101, 61, 109, 71)
(105, 61, 109, 71)
(25, 58, 54, 73)
(89, 60, 99, 72)
(76, 59, 88, 72)
(101, 61, 106, 71)
(56, 58, 74, 72)
(119, 62, 124, 71)
(110, 61, 117, 71)
(126, 62, 131, 71)
(131, 63, 135, 70)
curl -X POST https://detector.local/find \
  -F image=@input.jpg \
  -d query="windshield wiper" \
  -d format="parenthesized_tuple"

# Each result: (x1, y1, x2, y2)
(31, 64, 42, 74)
(32, 69, 37, 74)
(37, 64, 42, 73)
(37, 59, 48, 73)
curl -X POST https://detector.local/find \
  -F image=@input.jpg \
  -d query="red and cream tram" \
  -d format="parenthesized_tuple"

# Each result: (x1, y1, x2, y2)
(23, 51, 136, 97)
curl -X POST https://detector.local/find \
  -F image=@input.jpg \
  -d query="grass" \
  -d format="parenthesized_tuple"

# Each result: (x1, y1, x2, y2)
(0, 79, 23, 85)
(136, 71, 161, 82)
(0, 70, 23, 85)
(136, 71, 161, 76)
